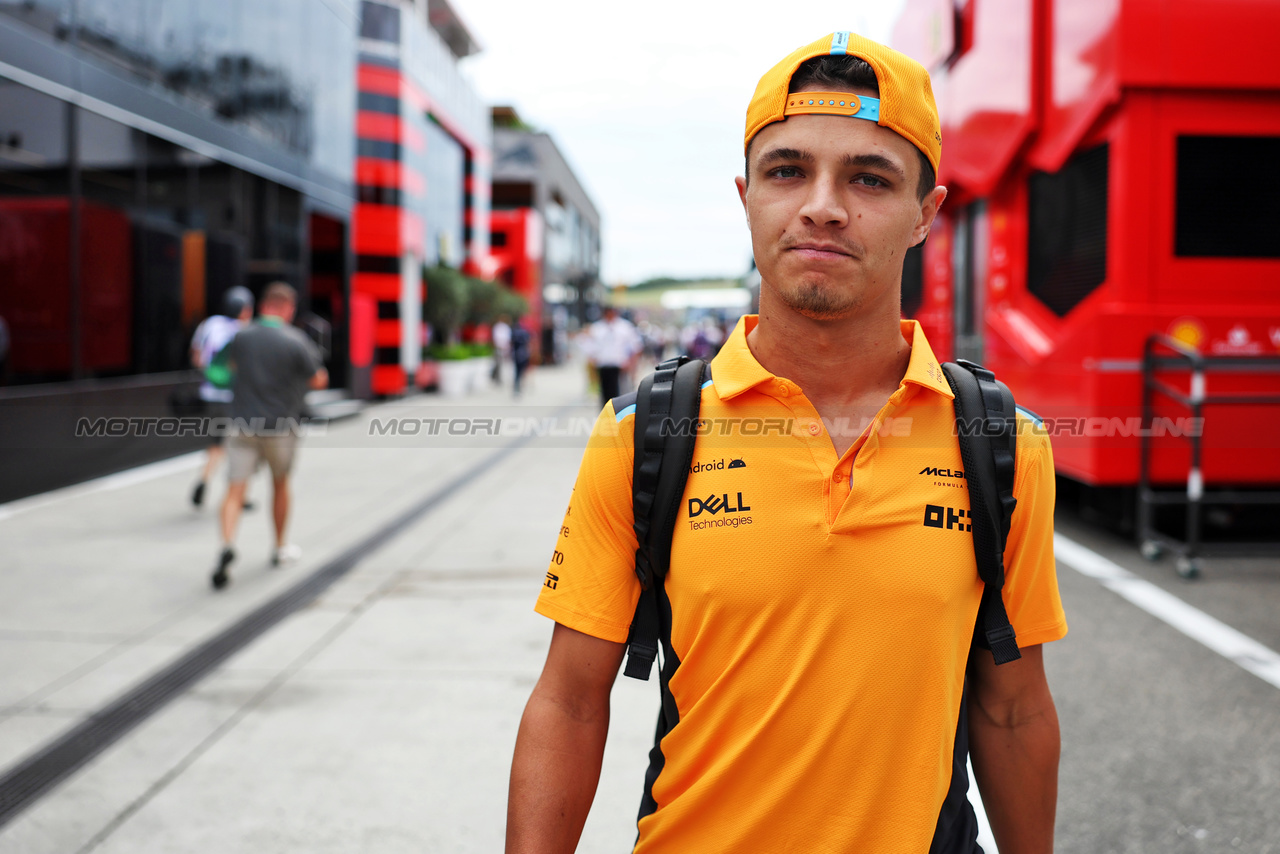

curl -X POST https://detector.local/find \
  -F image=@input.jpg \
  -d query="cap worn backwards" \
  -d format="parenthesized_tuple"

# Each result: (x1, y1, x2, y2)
(744, 31, 942, 178)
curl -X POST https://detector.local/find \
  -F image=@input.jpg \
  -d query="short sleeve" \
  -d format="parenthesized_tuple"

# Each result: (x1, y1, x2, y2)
(1002, 414, 1068, 647)
(534, 403, 643, 643)
(294, 330, 323, 378)
(221, 329, 239, 365)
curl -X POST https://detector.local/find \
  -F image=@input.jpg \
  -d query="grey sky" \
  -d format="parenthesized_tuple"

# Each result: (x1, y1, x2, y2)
(455, 0, 907, 284)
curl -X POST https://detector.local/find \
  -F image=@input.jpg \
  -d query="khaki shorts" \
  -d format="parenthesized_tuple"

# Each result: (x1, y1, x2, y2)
(227, 433, 299, 482)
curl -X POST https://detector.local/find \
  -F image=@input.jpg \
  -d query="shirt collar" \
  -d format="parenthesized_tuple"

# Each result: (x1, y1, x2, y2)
(708, 315, 954, 401)
(899, 319, 954, 399)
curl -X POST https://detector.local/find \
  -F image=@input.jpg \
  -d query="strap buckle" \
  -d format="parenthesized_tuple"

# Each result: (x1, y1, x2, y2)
(624, 640, 657, 680)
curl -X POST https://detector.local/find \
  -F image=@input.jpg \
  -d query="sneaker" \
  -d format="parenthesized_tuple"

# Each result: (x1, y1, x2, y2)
(271, 544, 302, 567)
(191, 481, 206, 507)
(211, 546, 235, 590)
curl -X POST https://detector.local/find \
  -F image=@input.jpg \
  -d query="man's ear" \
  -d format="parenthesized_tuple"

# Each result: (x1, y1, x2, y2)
(735, 175, 750, 227)
(911, 185, 947, 247)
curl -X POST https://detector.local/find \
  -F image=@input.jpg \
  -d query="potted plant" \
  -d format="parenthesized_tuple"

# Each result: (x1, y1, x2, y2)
(424, 342, 473, 396)
(422, 265, 471, 394)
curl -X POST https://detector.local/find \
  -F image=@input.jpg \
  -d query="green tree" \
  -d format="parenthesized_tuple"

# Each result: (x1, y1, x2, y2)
(422, 264, 468, 344)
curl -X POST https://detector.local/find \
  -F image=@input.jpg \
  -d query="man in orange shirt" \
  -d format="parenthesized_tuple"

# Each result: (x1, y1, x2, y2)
(508, 32, 1066, 854)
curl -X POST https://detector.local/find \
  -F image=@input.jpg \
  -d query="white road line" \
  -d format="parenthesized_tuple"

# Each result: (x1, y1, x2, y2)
(1054, 533, 1280, 690)
(0, 452, 203, 523)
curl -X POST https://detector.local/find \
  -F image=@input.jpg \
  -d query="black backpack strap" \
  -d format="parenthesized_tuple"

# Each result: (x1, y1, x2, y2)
(942, 360, 1021, 665)
(624, 357, 706, 681)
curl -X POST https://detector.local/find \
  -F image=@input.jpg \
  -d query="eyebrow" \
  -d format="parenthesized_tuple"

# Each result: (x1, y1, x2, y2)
(843, 152, 907, 182)
(757, 147, 813, 167)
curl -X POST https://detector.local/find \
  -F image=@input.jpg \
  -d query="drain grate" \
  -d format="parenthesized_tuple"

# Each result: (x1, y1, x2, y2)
(0, 439, 531, 828)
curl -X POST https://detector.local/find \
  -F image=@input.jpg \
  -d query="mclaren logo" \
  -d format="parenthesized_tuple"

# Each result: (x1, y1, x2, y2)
(920, 466, 964, 479)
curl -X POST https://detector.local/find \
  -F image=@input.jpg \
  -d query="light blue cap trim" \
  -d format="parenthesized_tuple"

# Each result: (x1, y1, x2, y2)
(852, 96, 880, 121)
(831, 31, 850, 56)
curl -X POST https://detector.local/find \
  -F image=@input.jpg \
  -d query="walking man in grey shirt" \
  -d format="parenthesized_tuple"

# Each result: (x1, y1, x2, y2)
(213, 282, 328, 590)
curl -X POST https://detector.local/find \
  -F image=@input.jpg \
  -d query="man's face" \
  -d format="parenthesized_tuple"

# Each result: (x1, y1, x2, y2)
(736, 90, 945, 321)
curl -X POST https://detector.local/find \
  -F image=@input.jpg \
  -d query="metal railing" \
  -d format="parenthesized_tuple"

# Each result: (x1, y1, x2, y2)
(1138, 334, 1280, 578)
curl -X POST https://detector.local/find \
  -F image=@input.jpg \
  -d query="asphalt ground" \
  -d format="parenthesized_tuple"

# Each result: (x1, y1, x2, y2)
(0, 359, 1277, 853)
(1049, 512, 1280, 853)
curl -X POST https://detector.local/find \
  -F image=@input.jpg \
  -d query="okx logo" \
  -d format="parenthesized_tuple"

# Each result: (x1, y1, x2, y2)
(688, 492, 752, 518)
(923, 504, 971, 533)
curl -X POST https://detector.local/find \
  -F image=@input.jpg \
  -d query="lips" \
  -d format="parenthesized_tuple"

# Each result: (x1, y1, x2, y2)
(788, 243, 853, 260)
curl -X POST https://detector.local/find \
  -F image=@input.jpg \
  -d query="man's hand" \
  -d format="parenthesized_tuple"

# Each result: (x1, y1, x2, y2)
(506, 623, 625, 854)
(968, 643, 1060, 854)
(309, 368, 329, 390)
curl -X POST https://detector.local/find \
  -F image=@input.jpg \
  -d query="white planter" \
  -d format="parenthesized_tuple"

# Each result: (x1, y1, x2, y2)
(438, 360, 472, 397)
(469, 356, 495, 392)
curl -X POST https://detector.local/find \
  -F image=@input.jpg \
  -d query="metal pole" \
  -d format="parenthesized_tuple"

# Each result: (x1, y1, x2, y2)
(1138, 336, 1155, 546)
(1186, 365, 1205, 564)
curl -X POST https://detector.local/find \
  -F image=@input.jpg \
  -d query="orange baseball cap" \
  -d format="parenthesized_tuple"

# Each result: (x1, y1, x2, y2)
(745, 31, 941, 177)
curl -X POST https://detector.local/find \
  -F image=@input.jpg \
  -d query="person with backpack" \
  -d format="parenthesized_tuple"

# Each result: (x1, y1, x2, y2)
(507, 32, 1067, 854)
(188, 286, 254, 508)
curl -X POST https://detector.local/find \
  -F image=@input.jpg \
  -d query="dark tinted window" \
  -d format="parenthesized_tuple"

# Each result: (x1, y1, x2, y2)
(360, 1, 400, 42)
(357, 254, 401, 274)
(0, 82, 73, 384)
(357, 184, 402, 206)
(492, 182, 535, 209)
(1176, 136, 1280, 258)
(1028, 144, 1108, 317)
(357, 139, 400, 161)
(358, 92, 400, 115)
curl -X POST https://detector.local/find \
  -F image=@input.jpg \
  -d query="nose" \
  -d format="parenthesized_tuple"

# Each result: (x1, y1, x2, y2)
(797, 174, 848, 228)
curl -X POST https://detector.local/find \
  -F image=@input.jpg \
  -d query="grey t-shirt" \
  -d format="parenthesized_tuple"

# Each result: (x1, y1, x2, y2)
(225, 320, 323, 427)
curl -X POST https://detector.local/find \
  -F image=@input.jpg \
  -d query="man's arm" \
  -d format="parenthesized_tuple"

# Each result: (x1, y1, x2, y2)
(968, 643, 1060, 854)
(507, 622, 625, 854)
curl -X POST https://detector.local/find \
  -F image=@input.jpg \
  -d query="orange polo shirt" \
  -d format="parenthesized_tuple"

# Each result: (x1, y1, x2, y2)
(536, 316, 1067, 853)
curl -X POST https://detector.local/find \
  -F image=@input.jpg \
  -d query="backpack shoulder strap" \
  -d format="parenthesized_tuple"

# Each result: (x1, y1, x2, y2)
(624, 356, 706, 681)
(942, 359, 1021, 665)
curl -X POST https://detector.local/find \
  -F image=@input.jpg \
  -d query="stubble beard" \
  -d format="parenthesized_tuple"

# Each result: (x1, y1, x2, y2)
(771, 277, 863, 321)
